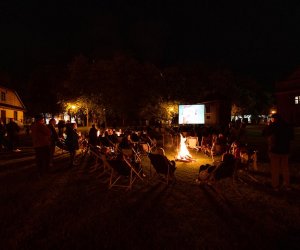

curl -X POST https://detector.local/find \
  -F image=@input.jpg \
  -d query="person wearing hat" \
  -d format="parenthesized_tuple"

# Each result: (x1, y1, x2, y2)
(30, 114, 51, 176)
(263, 113, 294, 191)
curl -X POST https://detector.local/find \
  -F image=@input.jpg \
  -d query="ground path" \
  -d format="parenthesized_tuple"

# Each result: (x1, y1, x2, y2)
(0, 137, 300, 249)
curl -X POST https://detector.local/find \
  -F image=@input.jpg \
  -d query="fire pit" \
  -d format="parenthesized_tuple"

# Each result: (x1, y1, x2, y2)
(175, 134, 196, 162)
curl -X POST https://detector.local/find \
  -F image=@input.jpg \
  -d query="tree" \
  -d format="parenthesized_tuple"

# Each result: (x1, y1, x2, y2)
(60, 94, 106, 127)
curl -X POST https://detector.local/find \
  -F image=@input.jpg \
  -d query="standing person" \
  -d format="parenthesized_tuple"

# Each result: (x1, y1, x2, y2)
(57, 120, 65, 138)
(30, 114, 51, 176)
(6, 118, 20, 152)
(47, 118, 59, 166)
(65, 122, 79, 167)
(88, 124, 98, 147)
(263, 113, 294, 191)
(0, 119, 7, 151)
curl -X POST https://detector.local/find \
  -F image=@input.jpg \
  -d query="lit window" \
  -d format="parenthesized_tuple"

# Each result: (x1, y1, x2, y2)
(1, 92, 5, 101)
(295, 96, 300, 104)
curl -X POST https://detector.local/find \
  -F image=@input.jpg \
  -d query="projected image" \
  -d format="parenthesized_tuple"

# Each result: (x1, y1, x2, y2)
(178, 104, 205, 124)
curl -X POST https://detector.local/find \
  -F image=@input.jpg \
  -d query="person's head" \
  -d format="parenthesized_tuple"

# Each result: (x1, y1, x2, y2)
(270, 113, 282, 123)
(71, 122, 77, 129)
(49, 118, 56, 125)
(34, 114, 44, 124)
(9, 118, 14, 123)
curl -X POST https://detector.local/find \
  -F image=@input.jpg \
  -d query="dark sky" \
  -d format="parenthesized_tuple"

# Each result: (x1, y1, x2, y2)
(1, 0, 300, 86)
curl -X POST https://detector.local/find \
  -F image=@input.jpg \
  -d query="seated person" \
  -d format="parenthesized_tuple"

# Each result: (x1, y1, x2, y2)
(119, 132, 134, 157)
(108, 129, 119, 145)
(99, 131, 111, 147)
(151, 152, 176, 175)
(196, 151, 235, 183)
(214, 133, 227, 155)
(130, 131, 140, 143)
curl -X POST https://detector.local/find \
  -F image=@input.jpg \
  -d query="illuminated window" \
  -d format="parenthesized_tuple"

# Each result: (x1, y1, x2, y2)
(1, 91, 5, 101)
(295, 96, 300, 104)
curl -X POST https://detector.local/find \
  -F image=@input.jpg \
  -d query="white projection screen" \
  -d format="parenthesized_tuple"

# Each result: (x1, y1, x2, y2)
(178, 104, 205, 125)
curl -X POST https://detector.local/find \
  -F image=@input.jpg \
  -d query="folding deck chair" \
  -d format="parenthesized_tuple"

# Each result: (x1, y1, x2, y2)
(88, 144, 111, 172)
(107, 154, 144, 190)
(196, 152, 240, 199)
(148, 151, 176, 184)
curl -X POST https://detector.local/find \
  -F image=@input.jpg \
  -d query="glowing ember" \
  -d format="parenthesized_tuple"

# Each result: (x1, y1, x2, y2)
(176, 134, 194, 161)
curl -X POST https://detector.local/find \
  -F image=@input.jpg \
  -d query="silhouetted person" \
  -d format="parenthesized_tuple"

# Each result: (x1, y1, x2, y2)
(57, 120, 65, 138)
(263, 113, 294, 191)
(6, 118, 20, 152)
(88, 124, 98, 147)
(0, 119, 7, 151)
(48, 118, 59, 166)
(65, 123, 79, 167)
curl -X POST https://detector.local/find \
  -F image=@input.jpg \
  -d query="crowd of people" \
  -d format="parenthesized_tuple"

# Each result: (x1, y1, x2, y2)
(30, 115, 84, 176)
(0, 113, 295, 191)
(0, 118, 21, 152)
(28, 116, 157, 177)
(194, 115, 294, 191)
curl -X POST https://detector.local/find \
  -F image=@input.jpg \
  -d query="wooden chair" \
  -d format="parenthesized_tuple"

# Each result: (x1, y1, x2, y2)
(148, 151, 176, 184)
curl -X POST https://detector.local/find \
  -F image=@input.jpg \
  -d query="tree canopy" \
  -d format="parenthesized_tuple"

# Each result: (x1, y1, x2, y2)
(21, 53, 272, 125)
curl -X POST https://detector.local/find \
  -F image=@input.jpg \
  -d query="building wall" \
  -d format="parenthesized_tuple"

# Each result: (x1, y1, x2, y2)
(204, 100, 231, 127)
(0, 86, 25, 125)
(3, 109, 24, 124)
(275, 71, 300, 126)
(276, 90, 300, 126)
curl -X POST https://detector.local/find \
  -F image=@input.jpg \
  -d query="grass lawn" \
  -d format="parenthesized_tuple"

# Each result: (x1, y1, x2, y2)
(0, 126, 299, 249)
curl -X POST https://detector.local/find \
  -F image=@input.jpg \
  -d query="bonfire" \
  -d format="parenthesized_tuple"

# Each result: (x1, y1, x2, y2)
(176, 134, 195, 162)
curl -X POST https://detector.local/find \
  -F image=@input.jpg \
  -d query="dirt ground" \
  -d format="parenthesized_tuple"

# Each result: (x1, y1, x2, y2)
(0, 133, 300, 250)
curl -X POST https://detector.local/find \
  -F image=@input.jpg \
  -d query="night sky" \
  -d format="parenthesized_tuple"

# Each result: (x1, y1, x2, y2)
(1, 1, 300, 86)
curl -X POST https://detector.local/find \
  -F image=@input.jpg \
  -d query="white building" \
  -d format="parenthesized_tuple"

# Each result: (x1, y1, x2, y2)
(0, 85, 26, 125)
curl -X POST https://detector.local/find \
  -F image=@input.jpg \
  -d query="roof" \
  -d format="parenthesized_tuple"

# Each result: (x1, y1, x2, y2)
(0, 84, 26, 111)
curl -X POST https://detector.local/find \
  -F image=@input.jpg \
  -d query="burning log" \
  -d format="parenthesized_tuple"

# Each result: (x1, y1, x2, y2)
(176, 134, 196, 162)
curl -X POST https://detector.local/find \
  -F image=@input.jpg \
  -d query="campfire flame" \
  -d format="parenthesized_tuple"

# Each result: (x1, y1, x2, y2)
(176, 134, 193, 161)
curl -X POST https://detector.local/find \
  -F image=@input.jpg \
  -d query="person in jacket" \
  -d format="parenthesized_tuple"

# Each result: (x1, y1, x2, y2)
(31, 114, 51, 175)
(47, 118, 59, 166)
(88, 124, 98, 147)
(263, 113, 294, 191)
(0, 119, 7, 151)
(65, 122, 79, 167)
(6, 118, 20, 152)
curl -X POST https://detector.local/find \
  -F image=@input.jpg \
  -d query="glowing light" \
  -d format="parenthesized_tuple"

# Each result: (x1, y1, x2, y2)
(176, 134, 192, 160)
